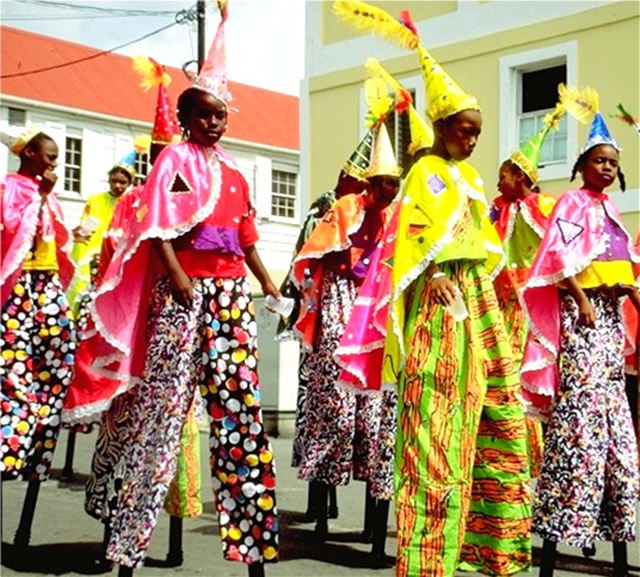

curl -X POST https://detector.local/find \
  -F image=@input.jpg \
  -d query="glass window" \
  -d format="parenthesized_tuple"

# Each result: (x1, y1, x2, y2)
(133, 151, 149, 186)
(271, 169, 297, 220)
(64, 136, 82, 194)
(518, 64, 567, 165)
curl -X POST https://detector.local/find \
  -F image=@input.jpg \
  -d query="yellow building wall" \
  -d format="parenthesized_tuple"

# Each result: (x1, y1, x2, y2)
(322, 1, 457, 44)
(309, 2, 639, 231)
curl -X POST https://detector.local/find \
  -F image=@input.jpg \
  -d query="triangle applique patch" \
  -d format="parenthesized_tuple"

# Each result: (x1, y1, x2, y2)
(556, 218, 584, 245)
(168, 171, 193, 195)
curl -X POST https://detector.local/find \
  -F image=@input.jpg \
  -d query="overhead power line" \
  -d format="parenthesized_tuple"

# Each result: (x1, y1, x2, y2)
(4, 14, 162, 21)
(2, 20, 180, 79)
(18, 0, 178, 16)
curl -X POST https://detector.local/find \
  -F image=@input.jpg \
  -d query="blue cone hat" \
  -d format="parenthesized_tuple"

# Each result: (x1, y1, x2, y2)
(582, 112, 620, 154)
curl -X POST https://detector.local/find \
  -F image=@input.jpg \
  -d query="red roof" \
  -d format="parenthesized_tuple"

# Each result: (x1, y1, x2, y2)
(0, 26, 299, 151)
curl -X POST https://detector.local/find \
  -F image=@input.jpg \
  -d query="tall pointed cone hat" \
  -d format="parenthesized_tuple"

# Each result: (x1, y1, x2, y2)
(333, 2, 479, 122)
(407, 104, 434, 156)
(343, 126, 378, 181)
(508, 100, 565, 184)
(193, 0, 232, 103)
(583, 112, 620, 152)
(343, 75, 393, 181)
(416, 43, 480, 123)
(367, 122, 401, 178)
(614, 102, 640, 139)
(559, 84, 620, 153)
(364, 57, 433, 155)
(132, 56, 181, 144)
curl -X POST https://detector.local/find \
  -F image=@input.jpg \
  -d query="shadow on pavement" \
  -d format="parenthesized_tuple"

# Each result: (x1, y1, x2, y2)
(532, 546, 640, 577)
(1, 541, 110, 575)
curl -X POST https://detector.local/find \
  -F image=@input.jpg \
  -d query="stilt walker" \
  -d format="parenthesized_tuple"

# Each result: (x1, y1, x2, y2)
(1, 127, 76, 553)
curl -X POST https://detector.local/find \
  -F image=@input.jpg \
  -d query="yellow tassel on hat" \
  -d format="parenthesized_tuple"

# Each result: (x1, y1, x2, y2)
(559, 84, 599, 125)
(365, 57, 434, 155)
(333, 1, 418, 50)
(334, 2, 479, 122)
(132, 55, 171, 90)
(367, 122, 401, 178)
(364, 77, 393, 126)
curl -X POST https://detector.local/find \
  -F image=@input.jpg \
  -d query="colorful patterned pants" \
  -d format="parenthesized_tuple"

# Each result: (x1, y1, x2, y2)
(296, 271, 395, 494)
(495, 283, 543, 477)
(87, 276, 278, 568)
(396, 261, 531, 577)
(532, 290, 638, 547)
(1, 271, 76, 480)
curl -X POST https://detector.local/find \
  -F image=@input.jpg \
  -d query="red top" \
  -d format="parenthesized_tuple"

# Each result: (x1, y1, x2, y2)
(173, 160, 258, 278)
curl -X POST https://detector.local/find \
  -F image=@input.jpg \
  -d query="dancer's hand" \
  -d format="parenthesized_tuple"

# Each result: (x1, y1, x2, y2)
(169, 269, 194, 309)
(38, 168, 57, 196)
(430, 275, 457, 307)
(576, 295, 596, 328)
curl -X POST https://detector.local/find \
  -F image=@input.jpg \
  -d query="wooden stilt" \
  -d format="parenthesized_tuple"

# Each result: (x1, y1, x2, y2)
(166, 515, 184, 567)
(362, 483, 376, 543)
(613, 542, 629, 577)
(13, 480, 40, 549)
(248, 562, 265, 577)
(370, 498, 390, 568)
(539, 539, 557, 577)
(60, 430, 77, 482)
(328, 484, 338, 519)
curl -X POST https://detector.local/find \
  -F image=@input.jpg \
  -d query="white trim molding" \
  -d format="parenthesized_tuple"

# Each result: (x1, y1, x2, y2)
(499, 41, 578, 183)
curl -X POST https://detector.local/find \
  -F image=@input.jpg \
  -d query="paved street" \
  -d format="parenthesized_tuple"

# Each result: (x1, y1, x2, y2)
(2, 430, 638, 577)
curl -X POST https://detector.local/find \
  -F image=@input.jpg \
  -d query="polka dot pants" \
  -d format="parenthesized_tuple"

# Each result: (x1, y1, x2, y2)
(99, 276, 278, 568)
(0, 271, 76, 481)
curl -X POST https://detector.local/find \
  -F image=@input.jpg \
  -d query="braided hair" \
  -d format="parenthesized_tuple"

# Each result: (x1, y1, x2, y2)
(570, 146, 626, 192)
(176, 87, 201, 140)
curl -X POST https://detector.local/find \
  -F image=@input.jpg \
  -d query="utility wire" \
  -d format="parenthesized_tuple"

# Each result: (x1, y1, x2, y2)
(2, 20, 180, 79)
(4, 14, 159, 21)
(18, 0, 178, 16)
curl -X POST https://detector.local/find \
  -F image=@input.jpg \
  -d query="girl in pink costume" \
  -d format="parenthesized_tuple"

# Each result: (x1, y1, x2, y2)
(65, 87, 280, 577)
(521, 108, 639, 576)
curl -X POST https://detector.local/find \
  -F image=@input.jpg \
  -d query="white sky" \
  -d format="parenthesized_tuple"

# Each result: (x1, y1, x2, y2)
(0, 0, 306, 96)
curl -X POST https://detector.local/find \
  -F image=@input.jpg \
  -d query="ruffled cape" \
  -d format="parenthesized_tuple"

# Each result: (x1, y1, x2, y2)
(334, 202, 400, 392)
(335, 155, 504, 392)
(62, 142, 238, 424)
(382, 155, 503, 387)
(1, 173, 74, 307)
(290, 192, 392, 350)
(491, 192, 556, 300)
(521, 188, 640, 416)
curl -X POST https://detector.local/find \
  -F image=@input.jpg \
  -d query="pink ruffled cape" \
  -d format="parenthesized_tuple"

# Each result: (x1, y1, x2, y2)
(333, 203, 400, 392)
(62, 142, 238, 424)
(1, 173, 74, 307)
(521, 187, 640, 416)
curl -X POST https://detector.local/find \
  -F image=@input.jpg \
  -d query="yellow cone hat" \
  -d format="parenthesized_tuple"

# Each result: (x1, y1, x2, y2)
(407, 104, 433, 155)
(367, 122, 401, 178)
(418, 44, 480, 123)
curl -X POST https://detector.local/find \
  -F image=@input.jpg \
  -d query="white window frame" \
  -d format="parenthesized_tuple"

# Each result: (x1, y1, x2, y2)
(500, 41, 578, 183)
(64, 128, 83, 195)
(270, 167, 299, 223)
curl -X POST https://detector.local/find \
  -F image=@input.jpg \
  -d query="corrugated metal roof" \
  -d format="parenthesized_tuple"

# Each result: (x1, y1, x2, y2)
(0, 25, 299, 151)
